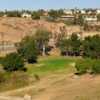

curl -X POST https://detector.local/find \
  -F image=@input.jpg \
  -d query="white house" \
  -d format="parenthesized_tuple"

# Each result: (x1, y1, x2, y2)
(80, 10, 86, 14)
(84, 16, 97, 23)
(21, 13, 31, 18)
(63, 9, 73, 15)
(96, 9, 100, 14)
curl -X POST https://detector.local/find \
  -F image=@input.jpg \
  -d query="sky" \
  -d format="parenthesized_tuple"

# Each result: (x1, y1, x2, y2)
(0, 0, 99, 10)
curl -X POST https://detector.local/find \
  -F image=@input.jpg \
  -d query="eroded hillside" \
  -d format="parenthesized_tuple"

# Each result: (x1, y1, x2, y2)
(0, 17, 99, 43)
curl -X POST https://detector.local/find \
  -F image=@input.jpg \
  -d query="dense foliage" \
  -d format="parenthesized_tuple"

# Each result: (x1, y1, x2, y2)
(48, 9, 64, 20)
(2, 53, 25, 72)
(17, 36, 38, 63)
(58, 34, 100, 59)
(34, 29, 51, 55)
(83, 35, 100, 59)
(97, 14, 100, 21)
(75, 59, 100, 74)
(58, 33, 81, 56)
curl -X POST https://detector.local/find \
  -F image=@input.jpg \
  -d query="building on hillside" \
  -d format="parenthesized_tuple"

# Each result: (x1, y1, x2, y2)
(21, 13, 31, 18)
(63, 9, 73, 15)
(80, 10, 86, 14)
(87, 10, 93, 15)
(59, 15, 75, 21)
(84, 16, 97, 24)
(96, 9, 100, 14)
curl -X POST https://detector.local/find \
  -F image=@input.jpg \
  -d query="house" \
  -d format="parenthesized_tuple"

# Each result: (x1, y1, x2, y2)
(21, 13, 31, 18)
(96, 9, 100, 14)
(84, 16, 97, 23)
(59, 15, 75, 21)
(87, 10, 93, 15)
(80, 10, 86, 14)
(63, 9, 73, 15)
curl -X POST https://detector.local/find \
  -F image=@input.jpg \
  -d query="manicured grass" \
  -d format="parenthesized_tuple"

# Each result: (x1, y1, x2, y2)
(26, 56, 77, 76)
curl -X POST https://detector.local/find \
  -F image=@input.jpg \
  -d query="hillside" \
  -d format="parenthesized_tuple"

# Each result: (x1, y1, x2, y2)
(0, 17, 99, 43)
(0, 57, 100, 100)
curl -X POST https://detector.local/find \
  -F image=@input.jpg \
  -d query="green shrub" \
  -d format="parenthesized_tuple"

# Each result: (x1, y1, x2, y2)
(75, 59, 93, 75)
(91, 60, 100, 74)
(2, 53, 25, 72)
(17, 36, 38, 64)
(75, 59, 100, 75)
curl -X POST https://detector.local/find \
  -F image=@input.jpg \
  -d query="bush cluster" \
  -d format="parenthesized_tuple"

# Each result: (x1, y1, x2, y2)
(75, 59, 100, 75)
(1, 53, 25, 72)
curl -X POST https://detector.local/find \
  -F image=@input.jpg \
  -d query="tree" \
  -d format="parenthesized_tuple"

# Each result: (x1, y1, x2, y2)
(70, 33, 81, 56)
(0, 11, 5, 17)
(5, 10, 21, 17)
(31, 11, 41, 20)
(34, 29, 51, 56)
(74, 14, 84, 26)
(58, 33, 81, 56)
(2, 53, 25, 72)
(58, 38, 71, 56)
(97, 14, 100, 21)
(48, 9, 63, 20)
(17, 36, 38, 63)
(82, 35, 100, 59)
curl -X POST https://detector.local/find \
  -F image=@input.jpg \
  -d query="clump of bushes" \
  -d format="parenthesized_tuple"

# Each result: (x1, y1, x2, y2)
(91, 60, 100, 74)
(75, 59, 100, 75)
(1, 53, 26, 72)
(17, 36, 38, 64)
(75, 59, 93, 75)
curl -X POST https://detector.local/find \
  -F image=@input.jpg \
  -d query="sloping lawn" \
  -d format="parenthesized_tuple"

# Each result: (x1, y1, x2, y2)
(27, 56, 77, 76)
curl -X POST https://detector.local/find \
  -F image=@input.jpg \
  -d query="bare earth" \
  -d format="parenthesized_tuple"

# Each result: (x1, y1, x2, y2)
(1, 72, 100, 100)
(0, 17, 99, 43)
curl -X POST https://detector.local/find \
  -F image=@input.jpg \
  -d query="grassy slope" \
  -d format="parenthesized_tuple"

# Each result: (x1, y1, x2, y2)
(1, 56, 100, 100)
(26, 56, 77, 76)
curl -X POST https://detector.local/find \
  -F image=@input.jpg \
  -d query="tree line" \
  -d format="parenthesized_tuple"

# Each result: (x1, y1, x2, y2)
(58, 33, 100, 59)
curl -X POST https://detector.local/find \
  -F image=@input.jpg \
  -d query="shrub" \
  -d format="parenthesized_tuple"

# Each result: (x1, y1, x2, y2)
(2, 53, 25, 72)
(75, 59, 100, 75)
(91, 60, 100, 74)
(17, 36, 38, 63)
(82, 35, 100, 59)
(75, 59, 93, 75)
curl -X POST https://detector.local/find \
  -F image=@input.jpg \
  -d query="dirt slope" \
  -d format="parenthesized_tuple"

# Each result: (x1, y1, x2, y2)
(0, 17, 99, 43)
(1, 73, 100, 100)
(0, 17, 66, 43)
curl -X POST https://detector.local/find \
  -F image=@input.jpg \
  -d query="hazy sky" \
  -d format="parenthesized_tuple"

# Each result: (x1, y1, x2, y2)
(0, 0, 99, 10)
